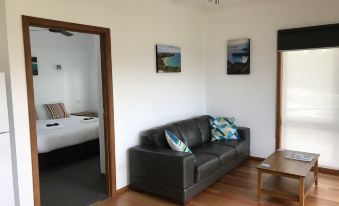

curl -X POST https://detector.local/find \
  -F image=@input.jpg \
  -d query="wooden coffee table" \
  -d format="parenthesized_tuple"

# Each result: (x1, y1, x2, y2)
(256, 150, 319, 206)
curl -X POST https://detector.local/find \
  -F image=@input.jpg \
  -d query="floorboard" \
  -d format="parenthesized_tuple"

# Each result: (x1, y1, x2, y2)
(96, 160, 339, 206)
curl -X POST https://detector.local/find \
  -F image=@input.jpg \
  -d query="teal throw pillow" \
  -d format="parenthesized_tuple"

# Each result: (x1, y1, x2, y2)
(209, 116, 240, 141)
(165, 130, 192, 153)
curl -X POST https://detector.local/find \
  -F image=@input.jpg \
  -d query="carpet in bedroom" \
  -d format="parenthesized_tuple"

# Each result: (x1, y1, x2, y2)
(39, 156, 107, 206)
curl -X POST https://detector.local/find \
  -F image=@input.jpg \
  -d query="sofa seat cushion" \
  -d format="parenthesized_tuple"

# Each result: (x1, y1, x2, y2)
(216, 140, 249, 156)
(193, 153, 219, 182)
(192, 142, 236, 166)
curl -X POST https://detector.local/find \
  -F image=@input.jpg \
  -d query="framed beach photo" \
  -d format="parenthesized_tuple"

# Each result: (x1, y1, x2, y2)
(32, 56, 39, 75)
(156, 45, 181, 73)
(227, 38, 250, 75)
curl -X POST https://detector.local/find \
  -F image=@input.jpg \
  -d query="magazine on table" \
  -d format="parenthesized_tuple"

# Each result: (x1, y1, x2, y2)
(284, 151, 315, 162)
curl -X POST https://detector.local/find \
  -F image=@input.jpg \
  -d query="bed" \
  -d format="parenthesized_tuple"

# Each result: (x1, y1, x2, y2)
(36, 115, 100, 169)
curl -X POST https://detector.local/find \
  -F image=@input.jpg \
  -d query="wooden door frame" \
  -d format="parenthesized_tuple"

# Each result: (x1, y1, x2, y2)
(276, 51, 282, 150)
(22, 16, 116, 206)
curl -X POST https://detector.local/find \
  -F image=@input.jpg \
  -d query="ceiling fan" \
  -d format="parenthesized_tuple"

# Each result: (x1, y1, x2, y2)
(208, 0, 220, 4)
(48, 29, 74, 37)
(29, 27, 74, 37)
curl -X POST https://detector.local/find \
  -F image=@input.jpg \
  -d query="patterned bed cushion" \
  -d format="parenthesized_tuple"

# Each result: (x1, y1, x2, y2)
(44, 103, 69, 119)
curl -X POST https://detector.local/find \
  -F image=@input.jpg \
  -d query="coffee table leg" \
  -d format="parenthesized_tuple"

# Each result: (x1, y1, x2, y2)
(299, 177, 305, 206)
(257, 169, 262, 202)
(315, 160, 319, 186)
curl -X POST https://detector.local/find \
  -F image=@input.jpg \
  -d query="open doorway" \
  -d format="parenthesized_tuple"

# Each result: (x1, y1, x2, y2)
(22, 16, 115, 206)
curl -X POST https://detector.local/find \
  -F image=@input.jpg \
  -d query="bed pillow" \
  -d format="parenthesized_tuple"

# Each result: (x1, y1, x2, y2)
(209, 116, 240, 141)
(165, 130, 192, 153)
(44, 103, 70, 119)
(35, 105, 50, 120)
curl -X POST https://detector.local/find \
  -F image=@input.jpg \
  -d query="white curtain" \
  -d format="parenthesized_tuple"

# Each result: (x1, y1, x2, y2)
(281, 48, 339, 169)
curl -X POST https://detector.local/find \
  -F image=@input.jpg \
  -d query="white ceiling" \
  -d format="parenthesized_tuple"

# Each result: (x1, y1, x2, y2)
(163, 0, 278, 10)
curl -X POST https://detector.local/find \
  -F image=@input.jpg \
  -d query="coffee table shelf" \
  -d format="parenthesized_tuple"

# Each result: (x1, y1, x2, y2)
(262, 172, 315, 201)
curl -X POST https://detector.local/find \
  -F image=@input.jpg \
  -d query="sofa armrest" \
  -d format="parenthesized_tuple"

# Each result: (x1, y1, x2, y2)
(237, 127, 250, 146)
(129, 146, 196, 190)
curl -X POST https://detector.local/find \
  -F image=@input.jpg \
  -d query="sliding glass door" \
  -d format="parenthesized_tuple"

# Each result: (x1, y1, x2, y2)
(281, 48, 339, 169)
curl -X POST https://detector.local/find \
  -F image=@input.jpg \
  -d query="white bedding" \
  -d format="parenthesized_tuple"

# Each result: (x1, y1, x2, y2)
(36, 115, 99, 153)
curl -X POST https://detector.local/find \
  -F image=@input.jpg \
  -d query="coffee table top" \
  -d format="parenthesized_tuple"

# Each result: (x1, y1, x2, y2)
(256, 150, 320, 177)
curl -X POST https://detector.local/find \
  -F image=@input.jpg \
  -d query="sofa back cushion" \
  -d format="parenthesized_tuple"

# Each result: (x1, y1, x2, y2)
(141, 124, 181, 148)
(174, 119, 202, 148)
(141, 115, 211, 149)
(194, 116, 211, 144)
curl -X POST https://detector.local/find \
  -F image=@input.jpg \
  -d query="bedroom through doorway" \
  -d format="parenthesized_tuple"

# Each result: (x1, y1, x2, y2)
(29, 26, 107, 206)
(22, 16, 116, 206)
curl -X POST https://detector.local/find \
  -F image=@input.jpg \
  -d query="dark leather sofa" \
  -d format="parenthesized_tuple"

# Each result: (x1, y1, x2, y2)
(129, 115, 250, 204)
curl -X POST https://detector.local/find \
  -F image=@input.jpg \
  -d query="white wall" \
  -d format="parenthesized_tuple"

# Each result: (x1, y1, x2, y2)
(0, 73, 15, 206)
(88, 37, 107, 174)
(4, 0, 205, 205)
(30, 29, 100, 115)
(204, 0, 339, 158)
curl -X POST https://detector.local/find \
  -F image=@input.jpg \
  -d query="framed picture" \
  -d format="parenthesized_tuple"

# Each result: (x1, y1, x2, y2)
(156, 45, 181, 73)
(32, 57, 38, 75)
(227, 38, 250, 75)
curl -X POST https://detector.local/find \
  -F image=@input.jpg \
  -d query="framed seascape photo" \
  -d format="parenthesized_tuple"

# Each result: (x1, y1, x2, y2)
(32, 57, 38, 75)
(156, 45, 181, 73)
(227, 38, 250, 75)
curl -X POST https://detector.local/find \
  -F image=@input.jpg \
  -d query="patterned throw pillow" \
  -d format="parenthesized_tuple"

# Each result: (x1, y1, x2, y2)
(209, 116, 240, 141)
(165, 130, 192, 153)
(44, 103, 70, 119)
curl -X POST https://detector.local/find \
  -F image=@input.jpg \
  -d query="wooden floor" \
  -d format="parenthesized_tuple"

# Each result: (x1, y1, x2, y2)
(96, 160, 339, 206)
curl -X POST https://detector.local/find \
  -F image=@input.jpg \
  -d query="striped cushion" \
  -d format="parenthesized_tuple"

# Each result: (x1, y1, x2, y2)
(165, 130, 192, 153)
(44, 103, 69, 119)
